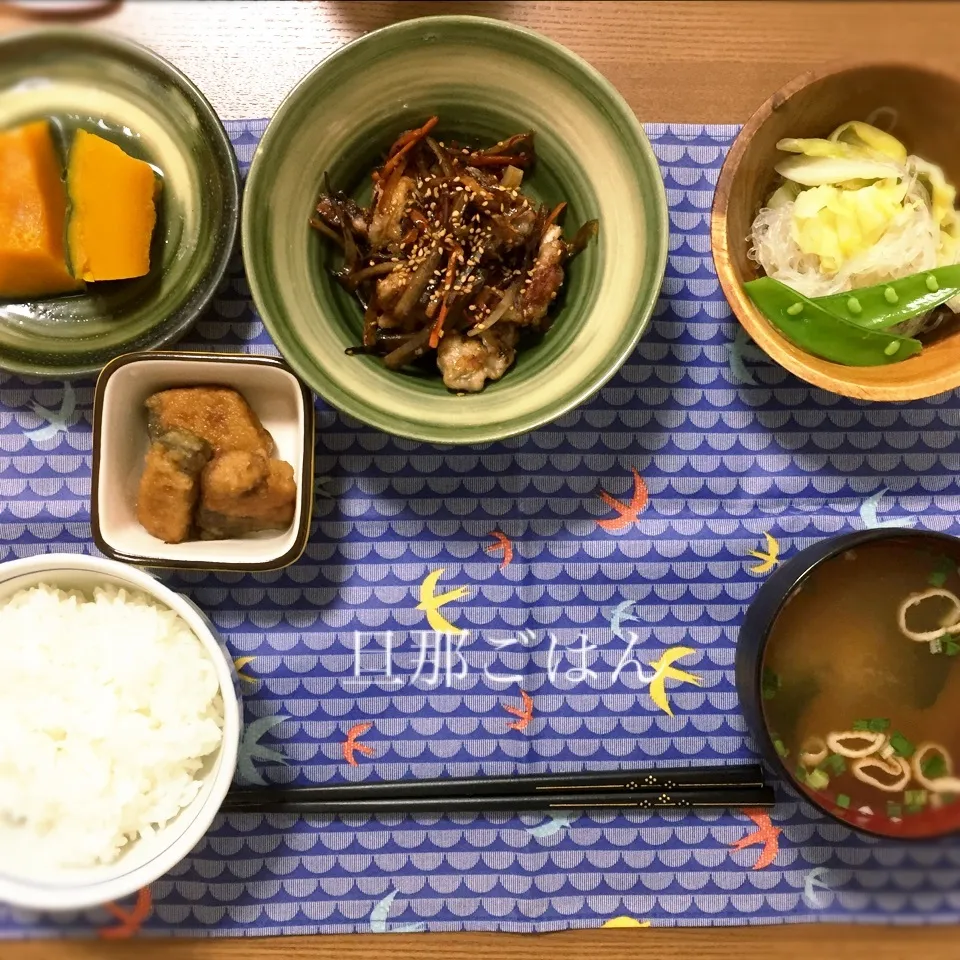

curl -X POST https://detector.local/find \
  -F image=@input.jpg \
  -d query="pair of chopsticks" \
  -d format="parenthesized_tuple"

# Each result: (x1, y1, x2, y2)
(221, 764, 774, 814)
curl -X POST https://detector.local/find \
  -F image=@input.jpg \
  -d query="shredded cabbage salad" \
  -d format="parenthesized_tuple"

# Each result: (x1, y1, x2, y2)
(749, 120, 960, 323)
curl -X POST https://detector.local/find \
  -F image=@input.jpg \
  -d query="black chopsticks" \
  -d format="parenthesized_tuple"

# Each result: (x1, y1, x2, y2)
(221, 764, 774, 814)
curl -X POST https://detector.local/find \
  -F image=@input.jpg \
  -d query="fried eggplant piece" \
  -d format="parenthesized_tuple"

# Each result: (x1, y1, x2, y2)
(145, 387, 275, 458)
(135, 429, 212, 544)
(197, 450, 297, 540)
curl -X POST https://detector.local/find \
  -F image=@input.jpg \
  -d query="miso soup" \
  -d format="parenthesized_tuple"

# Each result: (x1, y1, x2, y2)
(762, 536, 960, 838)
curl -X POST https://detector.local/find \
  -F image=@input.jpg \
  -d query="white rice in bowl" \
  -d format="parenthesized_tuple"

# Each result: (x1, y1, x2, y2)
(0, 583, 224, 868)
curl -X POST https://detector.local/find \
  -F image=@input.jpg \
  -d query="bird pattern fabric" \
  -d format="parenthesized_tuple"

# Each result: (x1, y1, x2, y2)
(2, 121, 960, 939)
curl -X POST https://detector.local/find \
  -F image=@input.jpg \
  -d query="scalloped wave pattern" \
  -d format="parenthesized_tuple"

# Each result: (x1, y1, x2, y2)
(2, 122, 959, 939)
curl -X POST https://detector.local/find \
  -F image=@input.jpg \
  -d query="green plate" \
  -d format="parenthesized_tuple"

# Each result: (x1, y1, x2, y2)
(0, 29, 239, 378)
(243, 15, 668, 444)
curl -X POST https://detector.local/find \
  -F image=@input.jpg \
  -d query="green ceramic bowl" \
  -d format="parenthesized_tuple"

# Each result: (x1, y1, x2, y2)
(243, 16, 667, 444)
(0, 29, 239, 378)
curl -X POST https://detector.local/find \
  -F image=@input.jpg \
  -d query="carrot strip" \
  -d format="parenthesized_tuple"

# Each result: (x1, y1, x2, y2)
(428, 300, 450, 350)
(381, 116, 439, 180)
(428, 245, 462, 348)
(388, 115, 439, 158)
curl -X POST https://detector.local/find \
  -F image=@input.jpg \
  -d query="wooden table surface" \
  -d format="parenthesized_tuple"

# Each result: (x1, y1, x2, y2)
(2, 2, 960, 958)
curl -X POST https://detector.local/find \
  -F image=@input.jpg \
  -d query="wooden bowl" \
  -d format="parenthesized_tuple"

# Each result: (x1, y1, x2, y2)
(712, 60, 960, 401)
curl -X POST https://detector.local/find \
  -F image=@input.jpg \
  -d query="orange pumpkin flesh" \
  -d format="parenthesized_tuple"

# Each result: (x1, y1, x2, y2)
(67, 129, 158, 282)
(0, 120, 83, 299)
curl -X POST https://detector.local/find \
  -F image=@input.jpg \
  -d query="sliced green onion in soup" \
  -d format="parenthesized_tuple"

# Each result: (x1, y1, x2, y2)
(820, 753, 847, 776)
(921, 753, 949, 780)
(905, 789, 928, 810)
(928, 555, 954, 588)
(911, 743, 960, 793)
(852, 718, 890, 733)
(890, 731, 916, 758)
(806, 768, 830, 790)
(836, 793, 851, 809)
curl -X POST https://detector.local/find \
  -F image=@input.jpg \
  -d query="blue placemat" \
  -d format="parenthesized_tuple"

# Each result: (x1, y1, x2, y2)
(2, 121, 960, 940)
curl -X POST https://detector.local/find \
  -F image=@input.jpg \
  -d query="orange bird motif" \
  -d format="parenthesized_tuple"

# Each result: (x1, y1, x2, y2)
(486, 530, 514, 569)
(504, 690, 534, 731)
(342, 722, 376, 766)
(597, 468, 649, 532)
(730, 809, 781, 870)
(98, 887, 152, 939)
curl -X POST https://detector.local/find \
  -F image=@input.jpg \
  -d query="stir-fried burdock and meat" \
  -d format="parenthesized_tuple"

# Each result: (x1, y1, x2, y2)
(310, 117, 598, 392)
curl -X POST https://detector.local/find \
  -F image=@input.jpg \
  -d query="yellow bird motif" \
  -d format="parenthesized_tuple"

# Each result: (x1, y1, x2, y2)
(233, 656, 258, 685)
(602, 917, 651, 928)
(416, 567, 469, 634)
(648, 646, 702, 717)
(747, 531, 781, 574)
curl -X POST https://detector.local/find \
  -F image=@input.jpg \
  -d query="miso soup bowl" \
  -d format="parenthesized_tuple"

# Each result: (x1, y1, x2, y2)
(737, 527, 960, 840)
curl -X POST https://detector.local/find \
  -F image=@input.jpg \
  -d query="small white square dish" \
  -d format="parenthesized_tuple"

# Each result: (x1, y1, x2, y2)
(92, 351, 315, 571)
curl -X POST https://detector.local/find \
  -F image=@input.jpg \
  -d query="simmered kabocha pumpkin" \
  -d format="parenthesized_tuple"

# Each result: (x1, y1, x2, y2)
(0, 120, 84, 299)
(66, 129, 159, 282)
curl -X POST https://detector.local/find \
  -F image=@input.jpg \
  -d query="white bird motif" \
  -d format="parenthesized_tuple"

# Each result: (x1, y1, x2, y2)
(526, 810, 575, 839)
(237, 714, 289, 786)
(803, 867, 834, 909)
(26, 381, 76, 443)
(369, 889, 425, 934)
(609, 599, 641, 641)
(314, 475, 335, 499)
(728, 326, 759, 386)
(860, 487, 917, 529)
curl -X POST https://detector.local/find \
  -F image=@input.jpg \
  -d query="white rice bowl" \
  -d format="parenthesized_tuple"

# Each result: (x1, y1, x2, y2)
(0, 554, 240, 912)
(0, 583, 224, 868)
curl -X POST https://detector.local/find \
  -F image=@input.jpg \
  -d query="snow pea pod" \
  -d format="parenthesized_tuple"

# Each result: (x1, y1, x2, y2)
(811, 265, 960, 330)
(743, 277, 922, 366)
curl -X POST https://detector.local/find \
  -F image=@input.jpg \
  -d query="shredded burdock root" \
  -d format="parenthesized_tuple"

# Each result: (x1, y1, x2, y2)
(310, 117, 599, 392)
(852, 755, 912, 793)
(897, 587, 960, 643)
